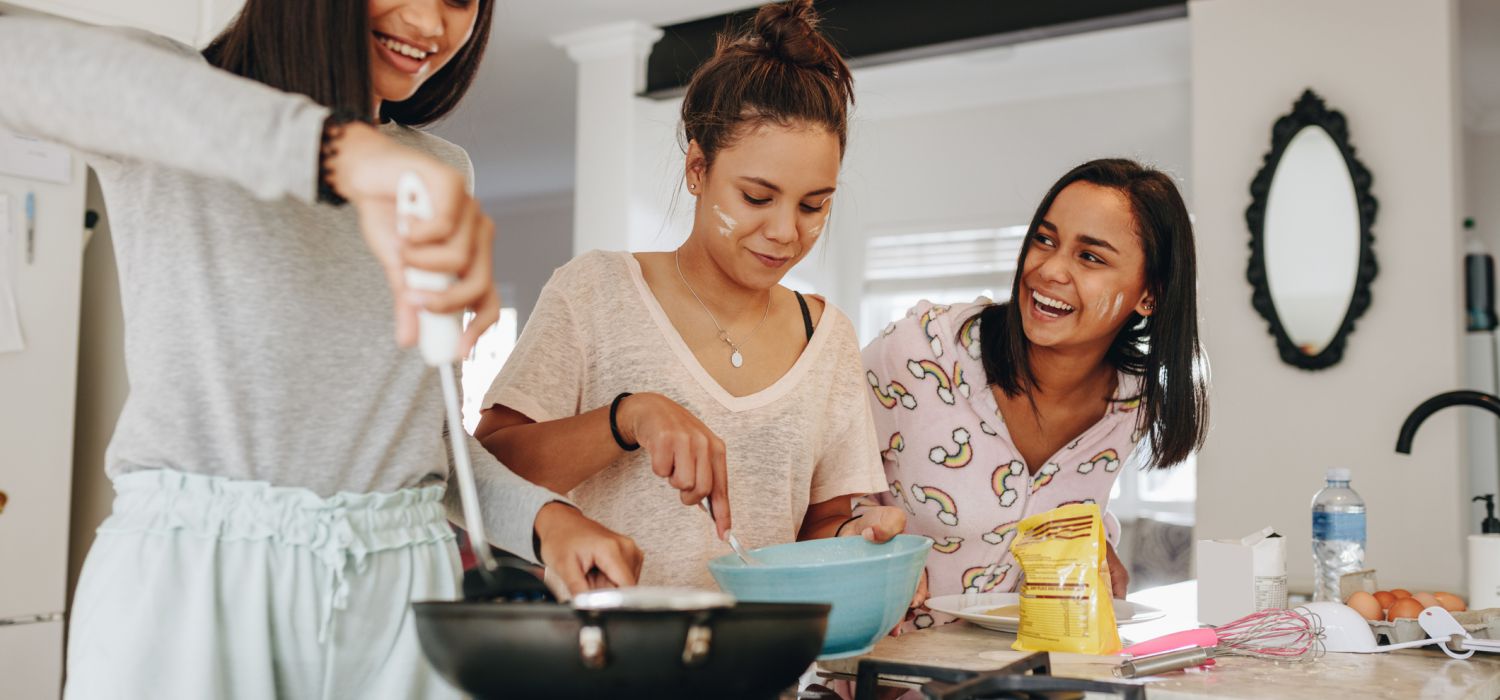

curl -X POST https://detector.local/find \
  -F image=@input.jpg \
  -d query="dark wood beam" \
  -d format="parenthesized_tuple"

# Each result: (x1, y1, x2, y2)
(644, 0, 1187, 98)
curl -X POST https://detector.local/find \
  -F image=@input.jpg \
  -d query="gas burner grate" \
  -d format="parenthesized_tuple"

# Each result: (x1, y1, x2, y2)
(851, 653, 1145, 700)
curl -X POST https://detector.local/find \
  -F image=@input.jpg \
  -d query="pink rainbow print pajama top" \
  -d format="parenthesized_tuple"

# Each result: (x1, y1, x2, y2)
(859, 299, 1144, 632)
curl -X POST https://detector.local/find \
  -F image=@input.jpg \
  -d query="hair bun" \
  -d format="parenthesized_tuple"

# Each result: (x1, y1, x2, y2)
(751, 0, 839, 70)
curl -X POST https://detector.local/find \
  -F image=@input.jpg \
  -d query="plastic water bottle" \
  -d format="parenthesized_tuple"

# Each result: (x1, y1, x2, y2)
(1311, 468, 1366, 601)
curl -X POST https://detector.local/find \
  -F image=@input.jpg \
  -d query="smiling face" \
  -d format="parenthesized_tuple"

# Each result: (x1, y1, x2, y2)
(368, 0, 478, 106)
(1019, 182, 1154, 351)
(684, 122, 841, 290)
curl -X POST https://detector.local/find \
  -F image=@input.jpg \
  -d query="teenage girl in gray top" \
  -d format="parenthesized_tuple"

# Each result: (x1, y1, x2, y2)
(0, 1, 640, 697)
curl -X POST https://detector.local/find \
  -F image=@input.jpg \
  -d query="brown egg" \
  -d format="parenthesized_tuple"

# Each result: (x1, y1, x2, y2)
(1433, 592, 1467, 613)
(1373, 590, 1397, 611)
(1412, 592, 1441, 609)
(1345, 591, 1383, 621)
(1387, 597, 1424, 621)
(1390, 588, 1412, 599)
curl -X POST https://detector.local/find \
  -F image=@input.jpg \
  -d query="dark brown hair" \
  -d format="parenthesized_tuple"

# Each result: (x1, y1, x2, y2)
(680, 0, 854, 165)
(202, 0, 493, 127)
(974, 158, 1209, 469)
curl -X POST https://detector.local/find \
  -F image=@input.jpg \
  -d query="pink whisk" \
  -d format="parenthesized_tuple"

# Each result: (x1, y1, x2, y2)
(1115, 609, 1321, 678)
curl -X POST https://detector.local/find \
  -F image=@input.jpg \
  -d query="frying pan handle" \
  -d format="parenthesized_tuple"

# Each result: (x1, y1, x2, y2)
(681, 611, 714, 668)
(579, 621, 608, 669)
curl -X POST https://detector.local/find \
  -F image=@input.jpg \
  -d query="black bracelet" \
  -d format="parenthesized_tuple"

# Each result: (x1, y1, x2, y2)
(317, 109, 364, 206)
(609, 392, 640, 451)
(834, 514, 861, 537)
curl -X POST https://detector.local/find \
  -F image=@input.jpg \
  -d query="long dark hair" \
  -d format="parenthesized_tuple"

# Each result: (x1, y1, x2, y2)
(202, 0, 493, 126)
(974, 158, 1208, 469)
(680, 0, 854, 164)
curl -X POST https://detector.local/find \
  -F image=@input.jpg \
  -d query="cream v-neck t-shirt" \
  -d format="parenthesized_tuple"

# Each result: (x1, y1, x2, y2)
(483, 250, 886, 588)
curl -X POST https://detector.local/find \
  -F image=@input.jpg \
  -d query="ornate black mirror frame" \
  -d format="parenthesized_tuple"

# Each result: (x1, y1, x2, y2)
(1245, 89, 1379, 371)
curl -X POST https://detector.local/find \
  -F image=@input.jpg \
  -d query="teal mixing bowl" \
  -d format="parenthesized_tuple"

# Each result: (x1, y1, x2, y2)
(708, 534, 931, 659)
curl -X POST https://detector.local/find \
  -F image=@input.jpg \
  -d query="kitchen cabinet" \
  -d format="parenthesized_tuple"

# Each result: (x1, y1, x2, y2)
(0, 0, 244, 46)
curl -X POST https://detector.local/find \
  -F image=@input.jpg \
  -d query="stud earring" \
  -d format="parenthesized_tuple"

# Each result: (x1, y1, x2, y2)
(687, 183, 697, 191)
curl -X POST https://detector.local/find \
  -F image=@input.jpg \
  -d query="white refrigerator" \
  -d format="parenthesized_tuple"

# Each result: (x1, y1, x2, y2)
(0, 129, 87, 698)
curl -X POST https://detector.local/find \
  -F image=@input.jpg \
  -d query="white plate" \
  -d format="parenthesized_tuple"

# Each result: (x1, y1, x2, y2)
(925, 592, 1165, 633)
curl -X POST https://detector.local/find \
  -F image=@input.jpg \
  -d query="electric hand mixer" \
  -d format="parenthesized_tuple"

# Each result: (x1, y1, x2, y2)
(396, 173, 506, 597)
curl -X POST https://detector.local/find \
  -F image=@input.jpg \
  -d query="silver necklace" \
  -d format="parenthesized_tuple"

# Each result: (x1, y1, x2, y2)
(674, 249, 771, 369)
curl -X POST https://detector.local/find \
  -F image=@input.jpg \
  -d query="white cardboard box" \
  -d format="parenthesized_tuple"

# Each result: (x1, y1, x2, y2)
(1196, 527, 1286, 626)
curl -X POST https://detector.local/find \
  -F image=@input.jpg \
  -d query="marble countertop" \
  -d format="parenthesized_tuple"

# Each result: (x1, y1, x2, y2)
(817, 581, 1500, 699)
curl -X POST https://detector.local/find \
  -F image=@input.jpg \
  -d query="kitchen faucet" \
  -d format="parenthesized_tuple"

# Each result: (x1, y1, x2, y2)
(1396, 390, 1500, 456)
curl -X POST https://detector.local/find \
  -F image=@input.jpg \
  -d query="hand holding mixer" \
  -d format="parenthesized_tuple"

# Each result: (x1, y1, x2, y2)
(396, 172, 507, 597)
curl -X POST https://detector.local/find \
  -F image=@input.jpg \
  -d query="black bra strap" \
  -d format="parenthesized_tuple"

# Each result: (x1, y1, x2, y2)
(794, 292, 814, 342)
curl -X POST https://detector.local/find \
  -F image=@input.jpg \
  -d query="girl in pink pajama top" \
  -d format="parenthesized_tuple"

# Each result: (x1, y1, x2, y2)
(861, 159, 1209, 634)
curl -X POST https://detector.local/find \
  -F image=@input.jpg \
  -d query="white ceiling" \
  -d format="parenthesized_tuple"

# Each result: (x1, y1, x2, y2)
(432, 0, 759, 203)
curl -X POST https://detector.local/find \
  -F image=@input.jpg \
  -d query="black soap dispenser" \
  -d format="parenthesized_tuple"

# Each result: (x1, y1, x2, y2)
(1477, 495, 1500, 534)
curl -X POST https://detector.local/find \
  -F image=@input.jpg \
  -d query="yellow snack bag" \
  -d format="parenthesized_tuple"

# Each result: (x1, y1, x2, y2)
(1008, 503, 1120, 654)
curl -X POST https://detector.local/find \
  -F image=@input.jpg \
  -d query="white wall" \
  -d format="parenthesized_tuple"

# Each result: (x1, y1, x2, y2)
(485, 192, 574, 327)
(1192, 0, 1466, 593)
(1468, 131, 1500, 255)
(627, 80, 1191, 315)
(831, 82, 1191, 312)
(68, 172, 124, 599)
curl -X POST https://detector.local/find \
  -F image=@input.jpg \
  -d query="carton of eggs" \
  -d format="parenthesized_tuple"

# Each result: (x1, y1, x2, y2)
(1344, 588, 1467, 621)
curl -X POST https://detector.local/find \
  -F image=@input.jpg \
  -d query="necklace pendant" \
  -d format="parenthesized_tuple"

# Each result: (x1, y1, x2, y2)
(730, 349, 744, 368)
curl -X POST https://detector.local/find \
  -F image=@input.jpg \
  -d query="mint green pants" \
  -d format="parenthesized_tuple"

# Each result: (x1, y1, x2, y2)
(65, 469, 464, 700)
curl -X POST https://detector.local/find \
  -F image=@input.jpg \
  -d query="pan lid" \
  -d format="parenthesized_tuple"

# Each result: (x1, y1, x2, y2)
(571, 587, 735, 612)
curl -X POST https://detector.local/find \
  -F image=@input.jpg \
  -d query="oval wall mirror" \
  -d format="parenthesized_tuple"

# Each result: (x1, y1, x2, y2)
(1246, 90, 1378, 370)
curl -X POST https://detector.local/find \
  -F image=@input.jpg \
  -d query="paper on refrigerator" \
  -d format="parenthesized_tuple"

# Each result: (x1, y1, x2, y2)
(0, 193, 24, 353)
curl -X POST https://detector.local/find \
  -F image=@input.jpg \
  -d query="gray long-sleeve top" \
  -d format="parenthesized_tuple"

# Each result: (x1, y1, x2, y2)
(0, 17, 567, 561)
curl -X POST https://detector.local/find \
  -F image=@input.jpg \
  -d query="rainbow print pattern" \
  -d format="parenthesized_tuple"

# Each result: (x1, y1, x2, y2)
(927, 427, 972, 468)
(1030, 462, 1060, 492)
(889, 480, 916, 514)
(953, 362, 970, 399)
(919, 304, 950, 357)
(910, 484, 959, 526)
(908, 359, 955, 405)
(961, 562, 1011, 593)
(957, 314, 982, 360)
(931, 536, 963, 554)
(981, 520, 1019, 546)
(992, 461, 1026, 508)
(890, 382, 917, 409)
(868, 371, 918, 410)
(1076, 448, 1121, 475)
(882, 432, 905, 461)
(979, 421, 998, 436)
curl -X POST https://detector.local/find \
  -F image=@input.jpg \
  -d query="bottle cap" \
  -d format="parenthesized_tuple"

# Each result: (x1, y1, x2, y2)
(1326, 468, 1351, 482)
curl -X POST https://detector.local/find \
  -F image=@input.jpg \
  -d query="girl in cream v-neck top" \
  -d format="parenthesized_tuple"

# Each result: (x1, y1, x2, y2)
(475, 1, 905, 589)
(483, 251, 885, 587)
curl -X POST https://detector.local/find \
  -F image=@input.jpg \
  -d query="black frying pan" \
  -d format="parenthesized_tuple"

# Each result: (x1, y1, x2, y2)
(414, 589, 829, 700)
(420, 416, 829, 699)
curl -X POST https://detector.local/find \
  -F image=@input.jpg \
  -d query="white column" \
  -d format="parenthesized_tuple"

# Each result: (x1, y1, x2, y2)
(552, 21, 664, 255)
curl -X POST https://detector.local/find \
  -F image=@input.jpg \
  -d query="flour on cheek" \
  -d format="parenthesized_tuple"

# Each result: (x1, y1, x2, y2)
(712, 205, 738, 237)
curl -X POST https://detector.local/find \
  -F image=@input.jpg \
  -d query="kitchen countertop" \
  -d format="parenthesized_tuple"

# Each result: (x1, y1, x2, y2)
(817, 581, 1500, 699)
